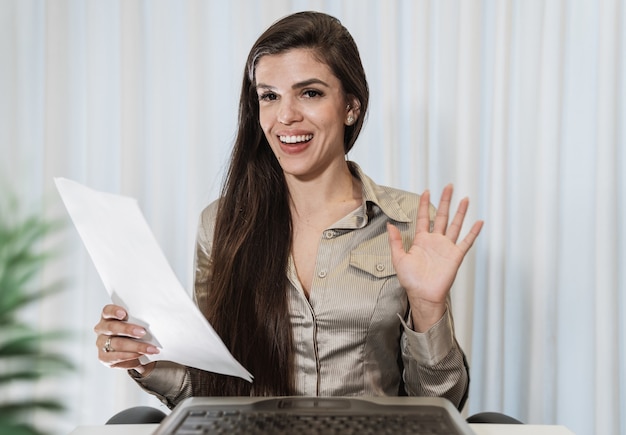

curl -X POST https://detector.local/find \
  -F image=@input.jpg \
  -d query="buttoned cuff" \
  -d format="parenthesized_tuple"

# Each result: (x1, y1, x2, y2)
(398, 308, 456, 366)
(129, 361, 187, 406)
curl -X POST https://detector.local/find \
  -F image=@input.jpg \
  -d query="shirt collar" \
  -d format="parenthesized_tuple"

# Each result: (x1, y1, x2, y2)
(348, 161, 412, 224)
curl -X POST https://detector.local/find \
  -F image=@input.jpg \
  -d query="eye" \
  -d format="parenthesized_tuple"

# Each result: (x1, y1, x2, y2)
(258, 92, 278, 102)
(302, 89, 323, 98)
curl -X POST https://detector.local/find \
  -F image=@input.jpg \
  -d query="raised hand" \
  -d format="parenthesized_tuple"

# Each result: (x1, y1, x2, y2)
(94, 304, 159, 375)
(387, 185, 483, 332)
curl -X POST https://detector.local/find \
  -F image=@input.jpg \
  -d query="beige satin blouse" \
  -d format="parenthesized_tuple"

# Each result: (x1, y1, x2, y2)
(132, 163, 469, 410)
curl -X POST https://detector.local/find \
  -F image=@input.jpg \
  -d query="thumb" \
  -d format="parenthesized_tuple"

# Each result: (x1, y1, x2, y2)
(387, 222, 406, 260)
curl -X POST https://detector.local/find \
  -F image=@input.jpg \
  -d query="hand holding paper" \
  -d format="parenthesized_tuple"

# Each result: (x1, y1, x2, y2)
(55, 177, 252, 382)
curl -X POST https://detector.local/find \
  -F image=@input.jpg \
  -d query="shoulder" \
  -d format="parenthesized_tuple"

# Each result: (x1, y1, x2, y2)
(196, 198, 221, 244)
(199, 198, 220, 223)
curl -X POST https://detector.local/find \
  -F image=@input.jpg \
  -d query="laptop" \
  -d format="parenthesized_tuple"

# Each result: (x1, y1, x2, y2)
(154, 396, 476, 434)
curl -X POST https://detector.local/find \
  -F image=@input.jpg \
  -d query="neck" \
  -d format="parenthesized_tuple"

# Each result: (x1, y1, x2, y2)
(287, 161, 361, 221)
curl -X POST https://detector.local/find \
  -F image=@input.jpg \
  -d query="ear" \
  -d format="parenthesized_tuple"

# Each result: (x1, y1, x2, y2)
(345, 95, 361, 126)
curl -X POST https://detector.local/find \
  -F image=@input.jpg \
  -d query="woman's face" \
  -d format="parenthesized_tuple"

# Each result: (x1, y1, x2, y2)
(255, 48, 358, 181)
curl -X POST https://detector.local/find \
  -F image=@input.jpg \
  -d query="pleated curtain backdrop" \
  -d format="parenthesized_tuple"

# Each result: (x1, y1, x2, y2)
(1, 1, 624, 435)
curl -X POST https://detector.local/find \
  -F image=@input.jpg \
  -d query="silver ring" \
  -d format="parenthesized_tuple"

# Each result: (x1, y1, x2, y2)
(103, 336, 114, 353)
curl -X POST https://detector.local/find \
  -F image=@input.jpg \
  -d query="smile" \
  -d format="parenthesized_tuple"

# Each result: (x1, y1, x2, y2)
(279, 134, 314, 144)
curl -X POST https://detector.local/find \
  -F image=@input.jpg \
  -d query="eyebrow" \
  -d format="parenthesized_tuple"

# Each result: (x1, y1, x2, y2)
(256, 78, 330, 91)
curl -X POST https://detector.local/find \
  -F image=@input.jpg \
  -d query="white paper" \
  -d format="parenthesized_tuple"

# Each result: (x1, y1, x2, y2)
(54, 177, 252, 382)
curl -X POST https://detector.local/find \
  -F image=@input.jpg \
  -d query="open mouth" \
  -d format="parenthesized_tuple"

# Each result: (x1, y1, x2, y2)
(279, 134, 314, 144)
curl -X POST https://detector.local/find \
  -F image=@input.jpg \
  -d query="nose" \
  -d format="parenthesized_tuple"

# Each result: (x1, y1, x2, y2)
(277, 97, 301, 125)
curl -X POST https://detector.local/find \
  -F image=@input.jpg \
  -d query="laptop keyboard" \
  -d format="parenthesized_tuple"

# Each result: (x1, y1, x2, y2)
(172, 406, 456, 434)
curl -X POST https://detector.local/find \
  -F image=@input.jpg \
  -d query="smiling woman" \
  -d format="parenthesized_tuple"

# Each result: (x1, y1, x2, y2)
(256, 50, 359, 182)
(3, 1, 622, 433)
(93, 10, 482, 409)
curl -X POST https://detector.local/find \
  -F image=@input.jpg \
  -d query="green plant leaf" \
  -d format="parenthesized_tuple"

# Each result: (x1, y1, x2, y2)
(0, 354, 75, 383)
(0, 399, 66, 417)
(0, 371, 47, 383)
(0, 279, 63, 313)
(0, 191, 71, 434)
(0, 421, 45, 435)
(0, 331, 73, 356)
(0, 284, 65, 326)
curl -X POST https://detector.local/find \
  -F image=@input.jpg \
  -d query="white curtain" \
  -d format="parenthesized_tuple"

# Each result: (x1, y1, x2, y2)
(1, 1, 624, 434)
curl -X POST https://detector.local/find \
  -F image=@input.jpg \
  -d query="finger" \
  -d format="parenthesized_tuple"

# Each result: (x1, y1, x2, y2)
(95, 305, 146, 338)
(387, 222, 406, 260)
(432, 184, 453, 234)
(457, 220, 484, 255)
(94, 318, 147, 339)
(446, 197, 470, 243)
(97, 335, 159, 359)
(102, 304, 127, 321)
(416, 190, 431, 234)
(102, 352, 144, 366)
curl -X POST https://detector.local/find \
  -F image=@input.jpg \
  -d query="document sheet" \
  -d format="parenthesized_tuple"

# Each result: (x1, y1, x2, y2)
(55, 178, 252, 382)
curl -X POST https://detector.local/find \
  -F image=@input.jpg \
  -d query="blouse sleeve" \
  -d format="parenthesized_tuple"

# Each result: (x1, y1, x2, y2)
(129, 361, 192, 409)
(399, 306, 470, 410)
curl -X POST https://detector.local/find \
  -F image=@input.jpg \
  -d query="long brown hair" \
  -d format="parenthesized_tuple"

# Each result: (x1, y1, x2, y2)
(196, 11, 369, 396)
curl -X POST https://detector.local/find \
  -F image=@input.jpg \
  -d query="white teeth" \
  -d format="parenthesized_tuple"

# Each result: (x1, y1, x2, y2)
(279, 134, 313, 144)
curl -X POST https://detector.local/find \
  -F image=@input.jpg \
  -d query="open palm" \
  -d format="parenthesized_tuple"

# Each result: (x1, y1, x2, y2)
(387, 185, 483, 330)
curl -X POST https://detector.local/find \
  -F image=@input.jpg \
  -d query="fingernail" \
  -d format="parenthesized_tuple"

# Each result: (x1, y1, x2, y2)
(133, 328, 146, 337)
(115, 309, 126, 319)
(146, 346, 159, 354)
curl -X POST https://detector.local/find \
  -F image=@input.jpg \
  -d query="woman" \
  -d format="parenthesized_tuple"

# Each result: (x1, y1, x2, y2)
(94, 11, 483, 411)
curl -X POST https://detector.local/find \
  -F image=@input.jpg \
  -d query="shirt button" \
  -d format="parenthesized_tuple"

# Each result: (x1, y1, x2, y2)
(318, 269, 327, 278)
(323, 230, 336, 239)
(376, 263, 385, 272)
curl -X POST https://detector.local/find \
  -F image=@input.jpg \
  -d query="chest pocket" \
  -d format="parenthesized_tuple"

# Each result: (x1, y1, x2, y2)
(349, 252, 396, 279)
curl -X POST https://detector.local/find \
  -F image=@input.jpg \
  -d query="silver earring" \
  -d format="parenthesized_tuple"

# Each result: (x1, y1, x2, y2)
(347, 115, 355, 125)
